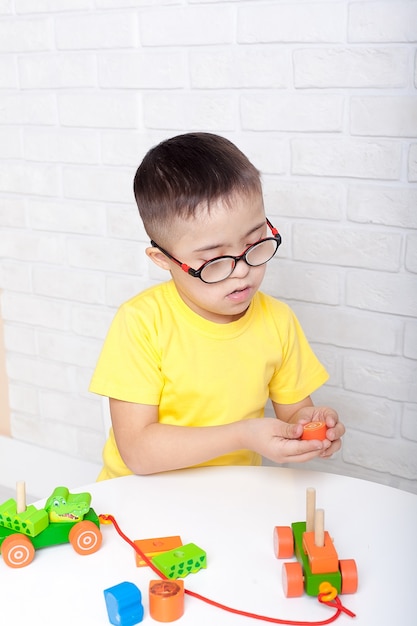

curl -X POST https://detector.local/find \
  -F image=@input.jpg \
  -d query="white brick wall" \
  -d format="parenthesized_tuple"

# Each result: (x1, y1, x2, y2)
(0, 0, 416, 493)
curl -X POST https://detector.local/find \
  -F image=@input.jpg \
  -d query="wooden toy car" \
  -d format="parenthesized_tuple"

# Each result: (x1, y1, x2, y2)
(273, 488, 358, 598)
(0, 482, 102, 568)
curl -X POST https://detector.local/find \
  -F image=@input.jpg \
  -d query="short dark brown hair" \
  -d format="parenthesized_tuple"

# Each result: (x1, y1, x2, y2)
(133, 132, 262, 241)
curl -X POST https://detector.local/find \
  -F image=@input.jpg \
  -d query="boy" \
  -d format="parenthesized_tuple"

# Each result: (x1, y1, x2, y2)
(89, 133, 344, 480)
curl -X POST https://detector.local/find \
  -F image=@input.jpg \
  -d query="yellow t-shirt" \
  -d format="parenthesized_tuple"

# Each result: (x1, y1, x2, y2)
(89, 280, 328, 479)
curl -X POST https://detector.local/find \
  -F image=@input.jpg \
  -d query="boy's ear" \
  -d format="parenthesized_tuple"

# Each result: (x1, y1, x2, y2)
(146, 246, 171, 271)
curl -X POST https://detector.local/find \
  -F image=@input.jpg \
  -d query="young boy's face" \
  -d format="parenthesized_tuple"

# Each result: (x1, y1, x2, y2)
(147, 191, 269, 324)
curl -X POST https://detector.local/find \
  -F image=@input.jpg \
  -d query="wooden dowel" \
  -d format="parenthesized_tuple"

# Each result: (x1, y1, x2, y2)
(306, 487, 316, 532)
(16, 481, 26, 514)
(315, 508, 325, 547)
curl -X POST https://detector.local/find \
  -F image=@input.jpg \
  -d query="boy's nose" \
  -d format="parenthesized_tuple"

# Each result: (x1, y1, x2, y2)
(230, 257, 251, 278)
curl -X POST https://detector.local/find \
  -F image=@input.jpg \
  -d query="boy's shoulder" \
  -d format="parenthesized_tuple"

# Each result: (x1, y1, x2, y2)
(254, 292, 302, 334)
(109, 283, 176, 339)
(256, 290, 293, 316)
(123, 281, 168, 307)
(118, 281, 173, 318)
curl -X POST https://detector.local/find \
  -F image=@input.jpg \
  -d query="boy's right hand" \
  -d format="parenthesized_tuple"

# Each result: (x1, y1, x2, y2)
(242, 417, 331, 465)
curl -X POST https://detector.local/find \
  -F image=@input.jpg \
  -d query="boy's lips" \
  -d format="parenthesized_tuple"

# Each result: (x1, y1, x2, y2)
(226, 285, 252, 302)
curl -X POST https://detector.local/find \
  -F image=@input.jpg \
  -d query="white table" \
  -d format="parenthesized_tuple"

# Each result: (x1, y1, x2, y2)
(1, 466, 415, 625)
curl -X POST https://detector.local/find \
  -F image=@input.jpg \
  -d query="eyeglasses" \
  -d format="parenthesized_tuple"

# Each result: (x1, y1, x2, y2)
(151, 219, 282, 284)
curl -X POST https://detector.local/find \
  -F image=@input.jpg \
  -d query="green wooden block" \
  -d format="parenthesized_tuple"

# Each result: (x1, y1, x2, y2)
(0, 500, 49, 537)
(152, 543, 206, 579)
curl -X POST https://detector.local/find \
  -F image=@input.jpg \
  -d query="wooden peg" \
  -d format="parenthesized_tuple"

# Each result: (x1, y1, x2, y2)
(306, 487, 316, 532)
(16, 481, 27, 514)
(315, 508, 325, 548)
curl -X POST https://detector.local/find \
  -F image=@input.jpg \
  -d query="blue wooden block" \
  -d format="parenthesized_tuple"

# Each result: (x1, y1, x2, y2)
(104, 581, 144, 625)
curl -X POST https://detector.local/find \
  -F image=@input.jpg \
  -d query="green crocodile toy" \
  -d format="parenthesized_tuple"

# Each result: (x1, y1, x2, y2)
(45, 486, 91, 523)
(0, 485, 102, 568)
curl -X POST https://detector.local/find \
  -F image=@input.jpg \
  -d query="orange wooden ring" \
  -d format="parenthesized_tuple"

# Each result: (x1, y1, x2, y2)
(1, 533, 35, 568)
(340, 559, 358, 594)
(273, 526, 294, 559)
(69, 520, 102, 555)
(301, 421, 328, 441)
(282, 561, 304, 597)
(149, 579, 184, 622)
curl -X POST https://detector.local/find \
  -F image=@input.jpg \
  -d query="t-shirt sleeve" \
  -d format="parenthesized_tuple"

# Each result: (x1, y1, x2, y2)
(268, 306, 329, 404)
(89, 302, 163, 405)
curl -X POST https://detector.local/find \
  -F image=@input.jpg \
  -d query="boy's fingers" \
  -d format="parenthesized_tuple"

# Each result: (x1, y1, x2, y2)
(285, 430, 325, 455)
(279, 420, 326, 444)
(284, 440, 325, 462)
(282, 421, 304, 440)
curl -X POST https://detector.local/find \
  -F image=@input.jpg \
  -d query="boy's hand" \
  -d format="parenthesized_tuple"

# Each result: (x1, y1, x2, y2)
(242, 417, 333, 465)
(293, 405, 344, 458)
(272, 399, 345, 461)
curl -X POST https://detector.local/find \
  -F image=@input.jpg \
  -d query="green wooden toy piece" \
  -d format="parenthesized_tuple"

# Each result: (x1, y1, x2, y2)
(0, 486, 101, 567)
(292, 522, 341, 596)
(0, 499, 49, 537)
(44, 486, 91, 523)
(152, 543, 207, 579)
(0, 507, 100, 552)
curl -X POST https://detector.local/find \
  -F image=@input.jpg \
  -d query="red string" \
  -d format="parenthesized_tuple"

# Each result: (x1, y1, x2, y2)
(99, 514, 355, 625)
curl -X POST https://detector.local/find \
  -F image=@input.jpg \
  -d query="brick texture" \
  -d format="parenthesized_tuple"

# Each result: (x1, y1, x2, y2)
(0, 1, 415, 492)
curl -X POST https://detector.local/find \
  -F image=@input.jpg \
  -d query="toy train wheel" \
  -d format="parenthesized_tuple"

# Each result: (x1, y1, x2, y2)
(340, 559, 358, 594)
(69, 520, 102, 555)
(282, 561, 304, 597)
(1, 533, 35, 568)
(273, 526, 294, 558)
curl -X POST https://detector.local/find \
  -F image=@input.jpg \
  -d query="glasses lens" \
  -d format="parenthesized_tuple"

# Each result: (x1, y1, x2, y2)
(245, 239, 278, 266)
(200, 257, 235, 283)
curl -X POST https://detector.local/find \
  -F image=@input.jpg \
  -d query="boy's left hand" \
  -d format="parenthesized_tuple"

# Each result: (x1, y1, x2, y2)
(295, 406, 345, 458)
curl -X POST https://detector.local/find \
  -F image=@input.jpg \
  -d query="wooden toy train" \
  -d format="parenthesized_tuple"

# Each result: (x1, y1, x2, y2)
(274, 487, 358, 598)
(0, 482, 102, 568)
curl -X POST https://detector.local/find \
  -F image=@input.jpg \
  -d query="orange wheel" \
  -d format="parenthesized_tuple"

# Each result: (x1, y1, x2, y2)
(69, 521, 102, 555)
(282, 561, 304, 597)
(273, 526, 294, 559)
(1, 533, 35, 568)
(340, 559, 358, 594)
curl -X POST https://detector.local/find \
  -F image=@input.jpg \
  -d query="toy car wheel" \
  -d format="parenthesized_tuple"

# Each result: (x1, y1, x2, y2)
(1, 533, 35, 568)
(340, 559, 358, 594)
(282, 561, 304, 597)
(273, 526, 294, 559)
(69, 520, 102, 555)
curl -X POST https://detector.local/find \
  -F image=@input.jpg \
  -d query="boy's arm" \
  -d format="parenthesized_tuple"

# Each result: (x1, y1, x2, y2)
(272, 397, 345, 459)
(109, 398, 334, 475)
